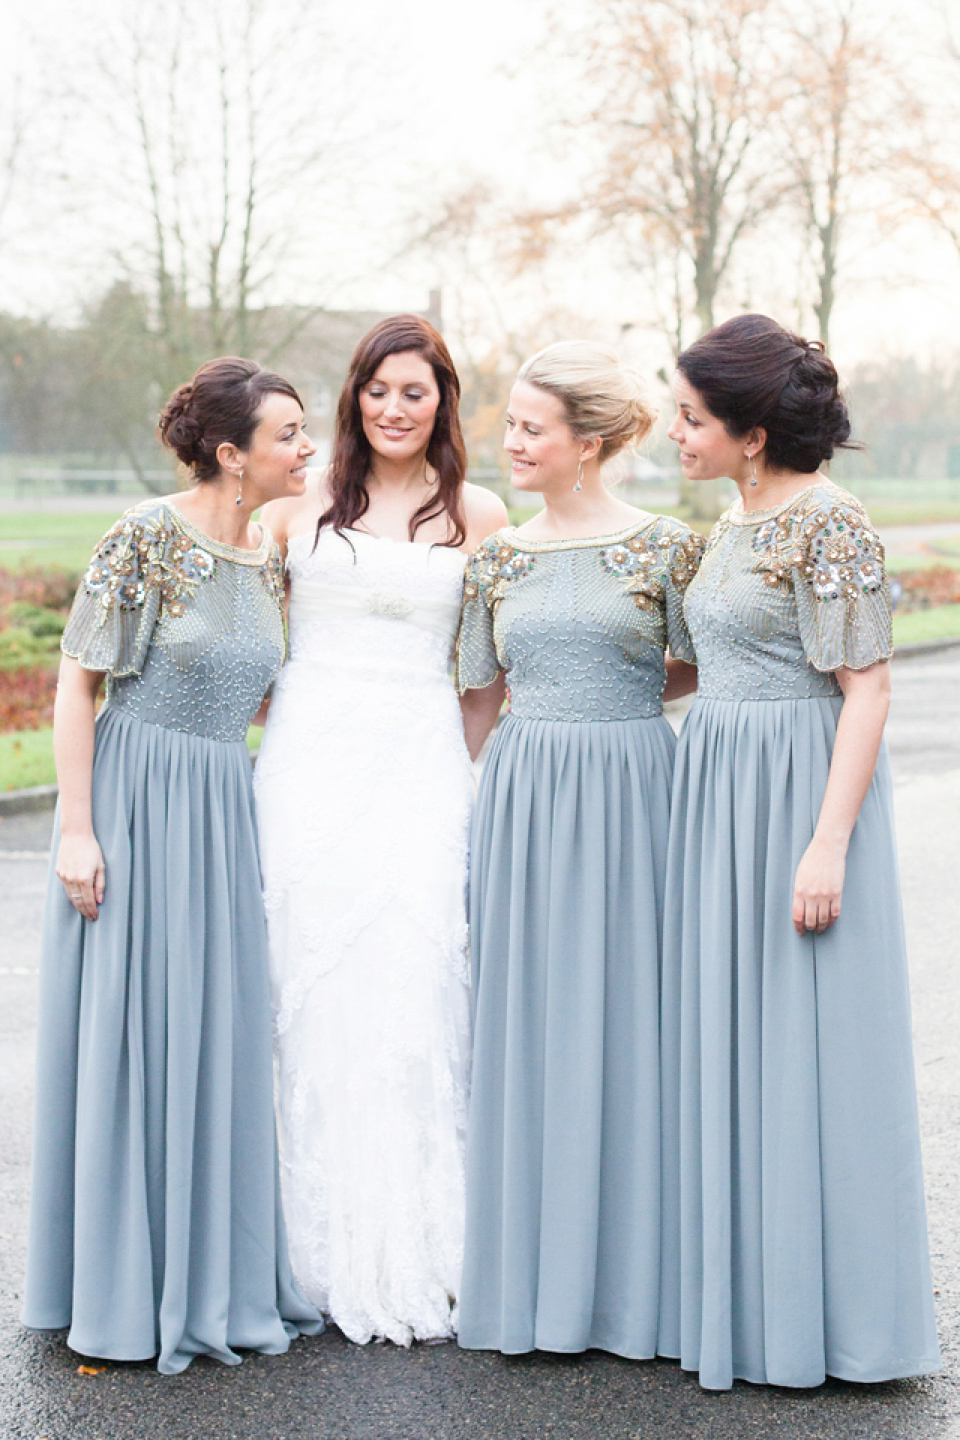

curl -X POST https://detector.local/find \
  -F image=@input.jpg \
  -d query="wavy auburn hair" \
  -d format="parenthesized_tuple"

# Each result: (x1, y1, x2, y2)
(317, 314, 467, 547)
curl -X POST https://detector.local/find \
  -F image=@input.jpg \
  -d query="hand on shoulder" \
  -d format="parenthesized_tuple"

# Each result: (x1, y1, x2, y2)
(463, 482, 509, 551)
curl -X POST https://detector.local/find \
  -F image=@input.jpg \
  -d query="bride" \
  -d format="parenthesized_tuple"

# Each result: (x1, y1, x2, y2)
(255, 314, 506, 1344)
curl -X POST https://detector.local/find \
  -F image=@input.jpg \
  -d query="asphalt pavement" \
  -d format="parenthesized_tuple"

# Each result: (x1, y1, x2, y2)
(1, 652, 959, 1440)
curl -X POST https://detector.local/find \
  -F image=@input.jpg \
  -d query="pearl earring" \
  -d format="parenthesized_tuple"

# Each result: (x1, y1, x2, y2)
(236, 469, 244, 506)
(573, 457, 584, 493)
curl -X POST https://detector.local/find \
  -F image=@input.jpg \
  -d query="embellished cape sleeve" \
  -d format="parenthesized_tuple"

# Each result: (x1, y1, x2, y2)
(792, 499, 893, 672)
(663, 523, 704, 664)
(455, 537, 504, 694)
(61, 508, 173, 676)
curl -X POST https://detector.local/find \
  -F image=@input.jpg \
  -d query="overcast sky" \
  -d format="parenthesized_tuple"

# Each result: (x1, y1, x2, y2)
(4, 0, 960, 379)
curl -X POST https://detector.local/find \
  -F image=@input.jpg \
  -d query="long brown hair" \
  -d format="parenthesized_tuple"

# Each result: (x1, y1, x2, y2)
(317, 315, 467, 547)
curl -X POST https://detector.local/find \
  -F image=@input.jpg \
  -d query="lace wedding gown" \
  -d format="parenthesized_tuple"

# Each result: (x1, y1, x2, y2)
(253, 524, 473, 1345)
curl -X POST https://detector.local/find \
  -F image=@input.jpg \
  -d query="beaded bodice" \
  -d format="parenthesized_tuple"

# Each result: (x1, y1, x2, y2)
(61, 499, 286, 742)
(685, 480, 893, 701)
(456, 515, 703, 722)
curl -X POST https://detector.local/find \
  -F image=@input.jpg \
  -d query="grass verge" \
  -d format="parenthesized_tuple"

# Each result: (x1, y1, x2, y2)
(892, 604, 960, 646)
(0, 509, 127, 572)
(0, 728, 56, 790)
(0, 725, 265, 792)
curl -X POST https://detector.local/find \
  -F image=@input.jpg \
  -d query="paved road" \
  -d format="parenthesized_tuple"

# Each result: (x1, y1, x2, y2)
(877, 522, 960, 561)
(1, 655, 959, 1440)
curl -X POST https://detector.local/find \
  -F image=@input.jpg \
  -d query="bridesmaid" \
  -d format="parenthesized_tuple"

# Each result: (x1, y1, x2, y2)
(659, 313, 940, 1389)
(456, 341, 703, 1356)
(21, 357, 323, 1373)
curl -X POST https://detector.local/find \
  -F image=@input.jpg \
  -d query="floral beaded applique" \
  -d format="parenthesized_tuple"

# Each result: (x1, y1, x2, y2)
(261, 548, 286, 606)
(81, 511, 217, 623)
(600, 524, 704, 610)
(464, 535, 536, 607)
(751, 492, 884, 602)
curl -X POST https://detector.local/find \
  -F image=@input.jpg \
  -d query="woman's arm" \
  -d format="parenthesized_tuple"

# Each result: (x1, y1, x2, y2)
(792, 660, 891, 935)
(460, 674, 507, 763)
(53, 656, 106, 921)
(663, 657, 698, 703)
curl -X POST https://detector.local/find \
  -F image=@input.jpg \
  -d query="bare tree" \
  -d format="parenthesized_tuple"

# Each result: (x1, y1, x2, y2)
(894, 3, 960, 276)
(775, 1, 918, 348)
(0, 84, 26, 248)
(550, 0, 789, 342)
(72, 0, 362, 401)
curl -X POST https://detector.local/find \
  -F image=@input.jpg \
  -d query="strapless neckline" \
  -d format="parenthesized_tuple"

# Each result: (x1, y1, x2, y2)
(287, 528, 466, 560)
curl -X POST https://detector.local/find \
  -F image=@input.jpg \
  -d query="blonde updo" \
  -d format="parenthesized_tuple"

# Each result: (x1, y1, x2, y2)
(517, 341, 656, 461)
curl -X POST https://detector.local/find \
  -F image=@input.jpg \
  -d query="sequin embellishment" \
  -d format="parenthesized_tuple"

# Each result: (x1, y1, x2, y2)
(751, 495, 884, 602)
(81, 513, 217, 620)
(464, 536, 536, 606)
(600, 526, 704, 609)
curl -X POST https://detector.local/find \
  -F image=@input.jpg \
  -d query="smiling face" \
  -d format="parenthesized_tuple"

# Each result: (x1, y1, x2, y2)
(667, 371, 758, 484)
(358, 351, 441, 463)
(237, 391, 315, 502)
(504, 380, 593, 494)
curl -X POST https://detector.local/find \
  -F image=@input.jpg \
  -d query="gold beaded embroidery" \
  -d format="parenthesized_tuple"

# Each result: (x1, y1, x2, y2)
(749, 492, 884, 603)
(262, 550, 286, 606)
(82, 512, 217, 620)
(463, 535, 536, 606)
(600, 525, 705, 610)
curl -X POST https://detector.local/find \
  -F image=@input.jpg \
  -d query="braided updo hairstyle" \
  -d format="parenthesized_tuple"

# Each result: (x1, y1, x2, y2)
(676, 314, 854, 472)
(158, 357, 303, 482)
(517, 341, 656, 460)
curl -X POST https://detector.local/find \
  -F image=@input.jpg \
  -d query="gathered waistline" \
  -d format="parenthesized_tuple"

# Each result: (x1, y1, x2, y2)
(693, 692, 844, 704)
(503, 708, 669, 725)
(100, 702, 251, 747)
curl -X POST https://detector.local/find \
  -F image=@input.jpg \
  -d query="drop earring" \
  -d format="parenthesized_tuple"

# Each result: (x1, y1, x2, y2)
(236, 469, 244, 506)
(748, 454, 758, 488)
(573, 457, 584, 493)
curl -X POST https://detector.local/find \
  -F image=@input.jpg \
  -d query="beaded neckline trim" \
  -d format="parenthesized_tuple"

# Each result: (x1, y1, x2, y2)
(165, 505, 273, 564)
(727, 476, 839, 526)
(503, 513, 659, 552)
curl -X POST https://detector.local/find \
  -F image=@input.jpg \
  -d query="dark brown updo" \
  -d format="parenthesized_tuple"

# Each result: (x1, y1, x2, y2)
(158, 356, 303, 481)
(677, 314, 855, 473)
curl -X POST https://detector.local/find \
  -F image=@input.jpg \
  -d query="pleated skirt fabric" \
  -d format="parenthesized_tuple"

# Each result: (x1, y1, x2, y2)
(459, 711, 677, 1356)
(21, 705, 322, 1374)
(659, 695, 940, 1389)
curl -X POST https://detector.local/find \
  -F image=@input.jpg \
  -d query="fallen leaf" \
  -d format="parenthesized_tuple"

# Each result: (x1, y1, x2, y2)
(77, 1364, 106, 1375)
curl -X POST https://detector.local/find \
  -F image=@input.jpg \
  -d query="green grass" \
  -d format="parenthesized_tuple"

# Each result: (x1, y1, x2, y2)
(0, 724, 265, 793)
(863, 503, 960, 526)
(892, 604, 960, 646)
(886, 553, 960, 574)
(0, 727, 56, 790)
(0, 510, 130, 572)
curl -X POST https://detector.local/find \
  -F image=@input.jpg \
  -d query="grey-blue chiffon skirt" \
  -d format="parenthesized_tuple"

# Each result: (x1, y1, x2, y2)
(659, 695, 940, 1389)
(459, 711, 676, 1356)
(21, 706, 322, 1374)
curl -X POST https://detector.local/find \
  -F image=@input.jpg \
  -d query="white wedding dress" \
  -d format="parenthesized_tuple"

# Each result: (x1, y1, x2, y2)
(254, 524, 474, 1345)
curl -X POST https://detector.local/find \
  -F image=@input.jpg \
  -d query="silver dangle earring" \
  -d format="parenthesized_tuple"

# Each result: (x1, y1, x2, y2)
(573, 457, 584, 493)
(236, 469, 244, 506)
(748, 454, 758, 488)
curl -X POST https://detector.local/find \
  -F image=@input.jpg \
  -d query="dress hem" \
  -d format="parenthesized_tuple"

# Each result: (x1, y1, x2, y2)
(674, 1357, 942, 1390)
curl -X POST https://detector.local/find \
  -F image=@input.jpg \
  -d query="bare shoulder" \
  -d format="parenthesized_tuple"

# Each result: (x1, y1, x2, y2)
(261, 468, 328, 553)
(463, 482, 509, 549)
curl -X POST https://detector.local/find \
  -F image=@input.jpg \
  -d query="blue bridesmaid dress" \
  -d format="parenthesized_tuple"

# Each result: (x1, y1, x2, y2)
(456, 515, 703, 1355)
(659, 479, 940, 1389)
(21, 500, 322, 1373)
